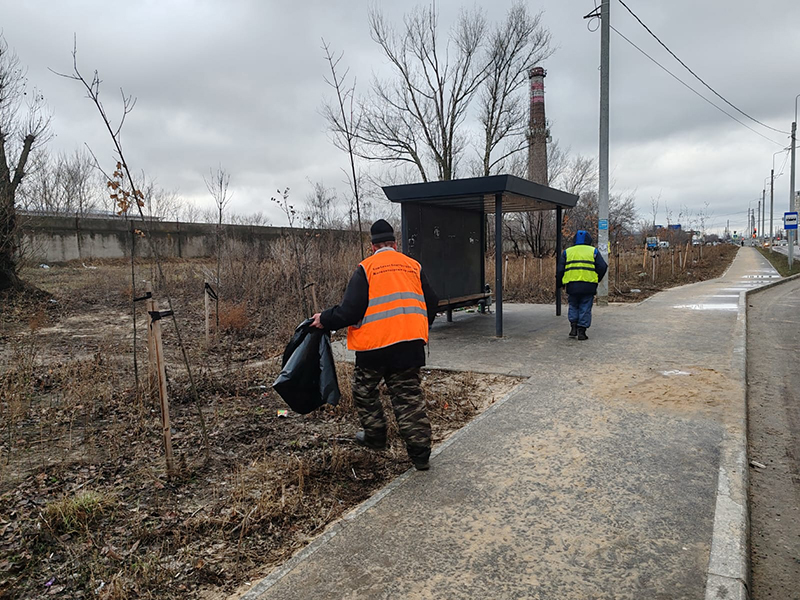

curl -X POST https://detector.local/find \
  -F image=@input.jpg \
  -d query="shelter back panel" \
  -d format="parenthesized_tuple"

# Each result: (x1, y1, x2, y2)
(402, 204, 483, 300)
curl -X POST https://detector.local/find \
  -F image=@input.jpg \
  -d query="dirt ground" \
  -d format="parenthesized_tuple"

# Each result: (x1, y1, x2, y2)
(0, 260, 519, 600)
(746, 280, 800, 598)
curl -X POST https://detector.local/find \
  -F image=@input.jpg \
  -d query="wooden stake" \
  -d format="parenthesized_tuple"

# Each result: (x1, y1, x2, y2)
(522, 255, 526, 282)
(642, 246, 647, 269)
(144, 282, 158, 403)
(204, 281, 210, 347)
(671, 248, 675, 276)
(148, 294, 175, 478)
(651, 254, 656, 283)
(615, 242, 620, 290)
(304, 282, 320, 314)
(503, 255, 508, 288)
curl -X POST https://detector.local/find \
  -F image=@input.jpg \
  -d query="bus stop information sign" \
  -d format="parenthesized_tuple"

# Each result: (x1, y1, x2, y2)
(784, 212, 798, 230)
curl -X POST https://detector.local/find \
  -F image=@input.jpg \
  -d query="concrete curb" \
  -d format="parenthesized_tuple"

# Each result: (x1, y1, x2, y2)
(703, 270, 800, 600)
(239, 382, 525, 600)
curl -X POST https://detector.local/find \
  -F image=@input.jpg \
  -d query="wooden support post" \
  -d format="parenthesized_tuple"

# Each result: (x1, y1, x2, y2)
(522, 255, 526, 282)
(642, 246, 647, 269)
(614, 242, 620, 290)
(651, 253, 657, 283)
(503, 255, 509, 288)
(685, 240, 691, 269)
(144, 282, 158, 402)
(148, 294, 175, 478)
(671, 248, 675, 276)
(303, 282, 320, 314)
(204, 281, 211, 347)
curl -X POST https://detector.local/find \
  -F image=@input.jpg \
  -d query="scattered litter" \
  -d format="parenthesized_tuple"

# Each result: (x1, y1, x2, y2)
(45, 577, 55, 587)
(749, 460, 766, 469)
(661, 370, 691, 376)
(82, 262, 98, 270)
(39, 263, 50, 269)
(276, 409, 288, 418)
(630, 288, 641, 293)
(49, 299, 58, 303)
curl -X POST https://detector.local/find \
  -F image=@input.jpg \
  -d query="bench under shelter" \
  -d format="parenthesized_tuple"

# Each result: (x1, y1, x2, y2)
(382, 174, 579, 337)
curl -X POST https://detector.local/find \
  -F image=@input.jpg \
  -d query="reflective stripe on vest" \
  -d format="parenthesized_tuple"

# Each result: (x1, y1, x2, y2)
(347, 249, 429, 351)
(562, 245, 598, 285)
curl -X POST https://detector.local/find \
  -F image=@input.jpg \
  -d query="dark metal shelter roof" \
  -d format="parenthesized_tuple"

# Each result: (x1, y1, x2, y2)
(383, 174, 577, 337)
(383, 174, 578, 213)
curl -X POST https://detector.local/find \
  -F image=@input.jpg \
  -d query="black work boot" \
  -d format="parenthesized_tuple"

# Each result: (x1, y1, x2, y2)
(569, 322, 578, 338)
(407, 445, 431, 471)
(355, 430, 387, 450)
(577, 327, 588, 341)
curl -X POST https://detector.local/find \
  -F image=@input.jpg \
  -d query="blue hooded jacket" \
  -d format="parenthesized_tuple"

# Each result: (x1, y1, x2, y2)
(556, 230, 608, 296)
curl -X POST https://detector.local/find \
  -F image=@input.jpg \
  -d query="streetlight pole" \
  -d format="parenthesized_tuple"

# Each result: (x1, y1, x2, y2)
(597, 0, 610, 304)
(770, 148, 788, 251)
(789, 94, 799, 268)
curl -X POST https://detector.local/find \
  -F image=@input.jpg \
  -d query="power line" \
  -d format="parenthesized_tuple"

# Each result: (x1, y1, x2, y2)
(617, 0, 791, 136)
(609, 25, 786, 147)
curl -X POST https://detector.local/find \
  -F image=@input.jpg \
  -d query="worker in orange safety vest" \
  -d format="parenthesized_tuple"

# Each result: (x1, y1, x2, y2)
(311, 219, 439, 470)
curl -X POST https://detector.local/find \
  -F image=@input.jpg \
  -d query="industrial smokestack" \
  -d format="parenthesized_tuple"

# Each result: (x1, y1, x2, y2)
(526, 66, 549, 186)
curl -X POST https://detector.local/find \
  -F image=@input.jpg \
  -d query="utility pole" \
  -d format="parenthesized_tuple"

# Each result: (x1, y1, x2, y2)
(597, 0, 610, 304)
(790, 101, 797, 268)
(757, 198, 761, 244)
(770, 168, 774, 250)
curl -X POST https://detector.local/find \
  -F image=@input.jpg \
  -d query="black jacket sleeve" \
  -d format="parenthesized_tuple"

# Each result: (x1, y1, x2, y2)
(420, 268, 439, 326)
(319, 266, 368, 331)
(594, 249, 608, 282)
(556, 251, 567, 288)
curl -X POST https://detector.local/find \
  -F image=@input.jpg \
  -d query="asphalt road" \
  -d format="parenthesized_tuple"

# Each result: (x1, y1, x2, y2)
(746, 276, 800, 599)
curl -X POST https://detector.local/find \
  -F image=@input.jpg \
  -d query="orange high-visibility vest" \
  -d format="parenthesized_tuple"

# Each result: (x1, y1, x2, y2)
(347, 248, 429, 351)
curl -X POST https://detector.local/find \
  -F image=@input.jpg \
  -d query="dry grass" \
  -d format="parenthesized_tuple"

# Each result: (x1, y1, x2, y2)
(0, 241, 519, 600)
(42, 489, 115, 534)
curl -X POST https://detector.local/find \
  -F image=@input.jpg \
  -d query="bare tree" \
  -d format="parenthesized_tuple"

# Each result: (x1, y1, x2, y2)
(352, 4, 489, 181)
(204, 165, 231, 332)
(321, 40, 364, 248)
(650, 193, 661, 231)
(478, 2, 552, 176)
(304, 181, 341, 229)
(0, 35, 50, 290)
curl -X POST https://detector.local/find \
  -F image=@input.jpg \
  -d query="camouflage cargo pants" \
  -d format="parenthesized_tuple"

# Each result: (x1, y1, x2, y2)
(352, 366, 431, 464)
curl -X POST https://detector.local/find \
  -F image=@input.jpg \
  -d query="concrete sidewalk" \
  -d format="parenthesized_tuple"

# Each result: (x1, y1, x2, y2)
(241, 248, 777, 600)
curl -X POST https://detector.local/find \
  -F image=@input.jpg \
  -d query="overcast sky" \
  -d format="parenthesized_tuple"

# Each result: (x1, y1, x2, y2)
(3, 0, 799, 235)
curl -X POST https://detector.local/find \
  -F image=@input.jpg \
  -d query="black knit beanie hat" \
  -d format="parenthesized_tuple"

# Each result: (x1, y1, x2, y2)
(370, 219, 395, 244)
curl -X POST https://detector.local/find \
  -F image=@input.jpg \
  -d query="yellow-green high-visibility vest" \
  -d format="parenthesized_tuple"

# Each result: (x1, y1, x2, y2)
(562, 245, 598, 285)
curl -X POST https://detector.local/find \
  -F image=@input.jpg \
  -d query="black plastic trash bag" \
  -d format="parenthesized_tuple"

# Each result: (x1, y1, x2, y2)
(272, 318, 340, 414)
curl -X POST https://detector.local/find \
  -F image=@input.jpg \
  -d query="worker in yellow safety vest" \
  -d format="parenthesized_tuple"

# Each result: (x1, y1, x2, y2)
(556, 230, 608, 340)
(311, 219, 439, 470)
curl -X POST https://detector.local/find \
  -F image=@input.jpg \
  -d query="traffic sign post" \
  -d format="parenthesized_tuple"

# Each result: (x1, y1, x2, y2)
(785, 212, 798, 269)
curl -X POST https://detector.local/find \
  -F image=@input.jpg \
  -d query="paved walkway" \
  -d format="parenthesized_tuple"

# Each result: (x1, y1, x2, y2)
(242, 248, 778, 600)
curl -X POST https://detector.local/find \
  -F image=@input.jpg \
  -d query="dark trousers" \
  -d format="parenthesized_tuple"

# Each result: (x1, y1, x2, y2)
(352, 365, 431, 463)
(568, 294, 594, 328)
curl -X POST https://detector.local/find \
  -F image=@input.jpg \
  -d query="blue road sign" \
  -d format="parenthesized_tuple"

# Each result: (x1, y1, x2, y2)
(598, 219, 608, 230)
(784, 212, 798, 230)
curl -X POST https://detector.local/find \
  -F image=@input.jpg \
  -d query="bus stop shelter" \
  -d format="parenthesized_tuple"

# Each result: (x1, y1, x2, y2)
(383, 174, 578, 337)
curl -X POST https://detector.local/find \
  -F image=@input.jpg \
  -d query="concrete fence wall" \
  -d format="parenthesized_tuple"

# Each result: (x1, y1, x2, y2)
(18, 215, 358, 263)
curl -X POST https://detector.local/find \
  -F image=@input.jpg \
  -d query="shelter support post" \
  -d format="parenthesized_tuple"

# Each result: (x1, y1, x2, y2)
(556, 206, 562, 316)
(495, 193, 503, 337)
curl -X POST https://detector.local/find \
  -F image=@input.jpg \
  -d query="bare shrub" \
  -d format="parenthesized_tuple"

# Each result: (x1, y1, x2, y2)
(218, 301, 249, 332)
